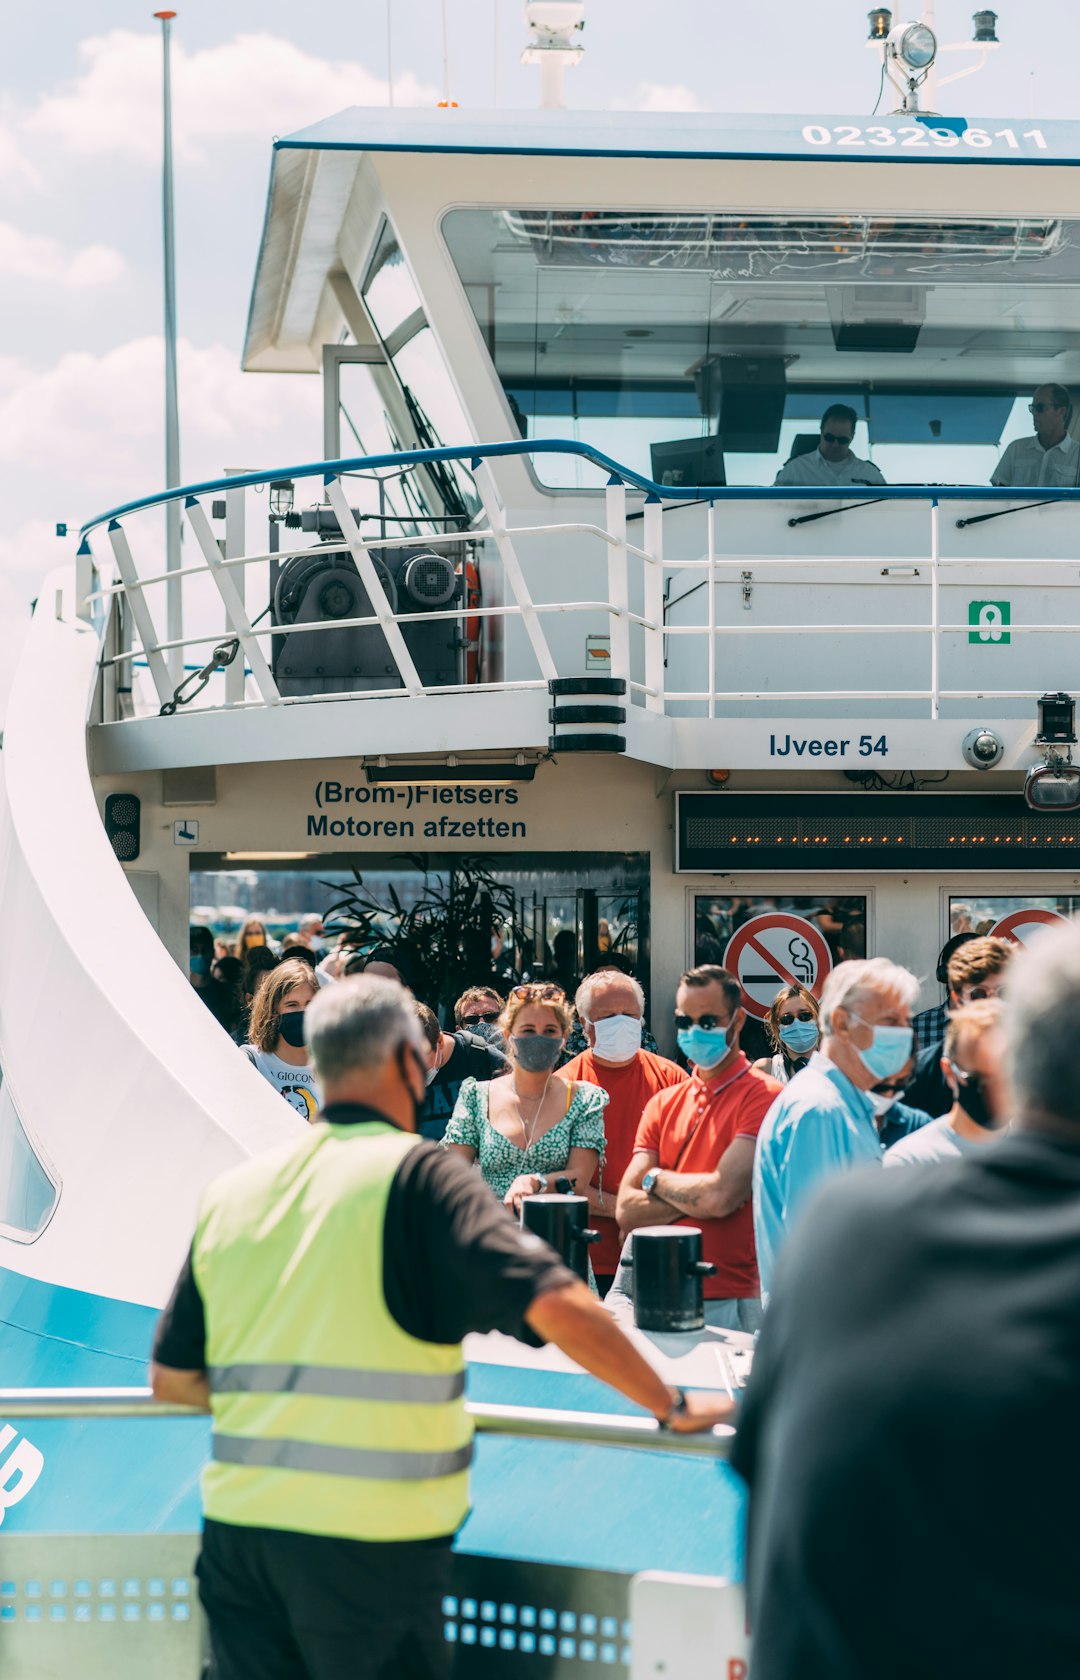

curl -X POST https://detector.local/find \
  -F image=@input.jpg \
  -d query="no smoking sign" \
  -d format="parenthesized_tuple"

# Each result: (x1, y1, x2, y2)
(723, 913, 833, 1021)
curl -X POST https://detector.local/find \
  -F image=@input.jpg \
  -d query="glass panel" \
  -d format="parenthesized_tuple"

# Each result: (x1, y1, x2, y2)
(192, 854, 650, 1012)
(362, 221, 422, 339)
(442, 207, 1080, 488)
(390, 326, 482, 517)
(0, 1074, 58, 1242)
(948, 894, 1080, 941)
(695, 892, 866, 1060)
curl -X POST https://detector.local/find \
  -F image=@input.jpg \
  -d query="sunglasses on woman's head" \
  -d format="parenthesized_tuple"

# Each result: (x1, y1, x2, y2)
(510, 983, 566, 1002)
(463, 1011, 501, 1025)
(777, 1009, 815, 1026)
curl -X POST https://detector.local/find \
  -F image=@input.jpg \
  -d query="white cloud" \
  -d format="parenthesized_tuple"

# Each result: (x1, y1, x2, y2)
(0, 220, 125, 287)
(27, 30, 441, 164)
(0, 120, 41, 190)
(0, 335, 322, 499)
(614, 83, 708, 112)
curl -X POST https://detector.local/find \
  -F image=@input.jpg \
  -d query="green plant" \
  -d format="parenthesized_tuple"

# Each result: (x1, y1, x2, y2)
(320, 855, 526, 1015)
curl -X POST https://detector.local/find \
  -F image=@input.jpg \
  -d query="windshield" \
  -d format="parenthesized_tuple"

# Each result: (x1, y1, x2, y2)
(442, 207, 1080, 490)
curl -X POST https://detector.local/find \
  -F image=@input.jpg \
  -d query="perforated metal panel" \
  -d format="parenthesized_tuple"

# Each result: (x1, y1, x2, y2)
(0, 1533, 202, 1680)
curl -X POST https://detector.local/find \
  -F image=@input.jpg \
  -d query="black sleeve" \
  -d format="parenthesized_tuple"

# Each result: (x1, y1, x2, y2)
(151, 1243, 208, 1371)
(383, 1143, 577, 1345)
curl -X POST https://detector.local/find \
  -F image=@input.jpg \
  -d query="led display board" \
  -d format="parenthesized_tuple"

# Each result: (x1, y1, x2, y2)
(675, 794, 1080, 873)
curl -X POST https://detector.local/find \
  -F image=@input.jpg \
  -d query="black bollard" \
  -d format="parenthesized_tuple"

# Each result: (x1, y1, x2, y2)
(626, 1226, 717, 1332)
(520, 1194, 600, 1283)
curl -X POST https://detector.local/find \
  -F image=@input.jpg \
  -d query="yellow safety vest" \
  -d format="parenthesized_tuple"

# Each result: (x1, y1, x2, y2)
(192, 1119, 471, 1542)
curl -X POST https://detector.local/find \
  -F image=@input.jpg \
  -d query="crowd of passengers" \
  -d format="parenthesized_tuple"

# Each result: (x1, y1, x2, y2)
(774, 383, 1078, 489)
(189, 915, 1012, 1327)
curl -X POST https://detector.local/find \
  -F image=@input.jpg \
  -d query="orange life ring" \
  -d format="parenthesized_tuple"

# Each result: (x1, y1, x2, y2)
(457, 556, 482, 683)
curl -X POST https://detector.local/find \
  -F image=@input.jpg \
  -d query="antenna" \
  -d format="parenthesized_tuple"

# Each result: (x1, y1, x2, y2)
(866, 8, 1000, 115)
(521, 3, 585, 110)
(153, 10, 182, 682)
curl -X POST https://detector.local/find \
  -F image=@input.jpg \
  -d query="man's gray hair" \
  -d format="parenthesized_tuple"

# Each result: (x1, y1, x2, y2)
(819, 957, 920, 1036)
(305, 975, 420, 1083)
(1006, 918, 1080, 1124)
(575, 968, 645, 1021)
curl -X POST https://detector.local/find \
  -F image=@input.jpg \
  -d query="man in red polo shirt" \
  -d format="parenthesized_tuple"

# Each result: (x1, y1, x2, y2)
(562, 968, 687, 1293)
(615, 964, 781, 1333)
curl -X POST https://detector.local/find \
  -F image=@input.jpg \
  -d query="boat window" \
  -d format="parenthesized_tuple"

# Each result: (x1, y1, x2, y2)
(0, 1070, 59, 1243)
(442, 208, 1080, 490)
(948, 894, 1080, 940)
(363, 220, 423, 341)
(362, 222, 481, 521)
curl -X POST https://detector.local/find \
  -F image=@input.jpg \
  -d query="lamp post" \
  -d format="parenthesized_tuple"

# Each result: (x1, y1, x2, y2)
(154, 9, 182, 683)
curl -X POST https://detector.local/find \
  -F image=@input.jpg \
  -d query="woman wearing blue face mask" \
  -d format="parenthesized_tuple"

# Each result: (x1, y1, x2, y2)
(754, 984, 821, 1085)
(441, 982, 607, 1223)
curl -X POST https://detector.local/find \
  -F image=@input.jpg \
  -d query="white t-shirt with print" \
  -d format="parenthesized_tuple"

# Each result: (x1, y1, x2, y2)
(244, 1046, 320, 1121)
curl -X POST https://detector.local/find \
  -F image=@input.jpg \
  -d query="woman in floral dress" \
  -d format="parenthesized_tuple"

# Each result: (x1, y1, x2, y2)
(441, 981, 607, 1216)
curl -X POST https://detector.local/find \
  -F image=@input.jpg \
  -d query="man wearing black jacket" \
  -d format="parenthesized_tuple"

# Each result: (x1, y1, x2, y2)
(732, 919, 1080, 1680)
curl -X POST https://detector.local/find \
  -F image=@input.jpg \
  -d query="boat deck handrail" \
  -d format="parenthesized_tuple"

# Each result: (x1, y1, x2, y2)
(76, 439, 1080, 536)
(73, 437, 1080, 733)
(0, 1387, 734, 1458)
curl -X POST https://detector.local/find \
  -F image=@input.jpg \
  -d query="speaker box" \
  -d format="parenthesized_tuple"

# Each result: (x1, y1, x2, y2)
(694, 357, 787, 453)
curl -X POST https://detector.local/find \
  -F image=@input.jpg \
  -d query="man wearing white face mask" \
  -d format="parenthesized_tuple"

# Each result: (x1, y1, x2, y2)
(562, 970, 686, 1293)
(753, 957, 920, 1303)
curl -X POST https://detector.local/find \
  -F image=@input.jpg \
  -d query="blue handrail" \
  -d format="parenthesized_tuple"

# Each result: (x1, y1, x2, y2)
(78, 438, 1080, 540)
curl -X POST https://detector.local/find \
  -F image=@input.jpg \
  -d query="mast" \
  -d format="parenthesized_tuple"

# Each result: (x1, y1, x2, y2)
(154, 9, 182, 682)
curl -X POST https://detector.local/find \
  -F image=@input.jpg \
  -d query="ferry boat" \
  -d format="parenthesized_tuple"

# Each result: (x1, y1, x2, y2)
(3, 18, 1080, 1675)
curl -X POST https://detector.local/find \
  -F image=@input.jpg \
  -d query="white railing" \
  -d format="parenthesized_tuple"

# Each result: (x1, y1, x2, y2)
(74, 440, 1080, 725)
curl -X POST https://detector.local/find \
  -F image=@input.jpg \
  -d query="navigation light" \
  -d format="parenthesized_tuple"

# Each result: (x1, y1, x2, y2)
(972, 10, 999, 42)
(1024, 694, 1080, 812)
(867, 8, 893, 39)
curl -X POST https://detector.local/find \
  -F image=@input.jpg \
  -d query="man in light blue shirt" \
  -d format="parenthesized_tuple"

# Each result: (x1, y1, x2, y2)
(753, 957, 919, 1300)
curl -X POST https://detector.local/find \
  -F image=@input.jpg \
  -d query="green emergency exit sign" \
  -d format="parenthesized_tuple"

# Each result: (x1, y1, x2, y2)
(968, 600, 1011, 645)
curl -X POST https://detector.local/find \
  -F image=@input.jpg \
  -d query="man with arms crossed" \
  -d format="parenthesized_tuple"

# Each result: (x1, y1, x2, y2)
(613, 965, 781, 1334)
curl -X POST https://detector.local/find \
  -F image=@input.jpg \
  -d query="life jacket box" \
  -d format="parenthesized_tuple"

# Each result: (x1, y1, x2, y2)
(520, 1194, 599, 1283)
(271, 544, 464, 697)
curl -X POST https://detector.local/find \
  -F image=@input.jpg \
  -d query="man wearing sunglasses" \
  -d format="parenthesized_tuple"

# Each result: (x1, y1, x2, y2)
(613, 965, 783, 1333)
(992, 383, 1079, 487)
(773, 403, 886, 488)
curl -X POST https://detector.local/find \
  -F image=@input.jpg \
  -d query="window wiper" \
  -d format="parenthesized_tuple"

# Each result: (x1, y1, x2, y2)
(956, 499, 1059, 529)
(787, 496, 887, 528)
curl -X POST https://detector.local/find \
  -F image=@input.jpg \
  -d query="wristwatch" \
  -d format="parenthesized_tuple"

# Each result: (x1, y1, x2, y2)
(658, 1388, 690, 1431)
(554, 1175, 576, 1194)
(641, 1168, 660, 1196)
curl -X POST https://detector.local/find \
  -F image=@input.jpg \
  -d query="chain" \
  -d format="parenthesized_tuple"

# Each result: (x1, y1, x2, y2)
(159, 639, 240, 717)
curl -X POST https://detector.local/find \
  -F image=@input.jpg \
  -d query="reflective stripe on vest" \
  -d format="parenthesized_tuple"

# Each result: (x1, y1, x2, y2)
(212, 1434, 474, 1480)
(208, 1363, 466, 1404)
(193, 1122, 471, 1542)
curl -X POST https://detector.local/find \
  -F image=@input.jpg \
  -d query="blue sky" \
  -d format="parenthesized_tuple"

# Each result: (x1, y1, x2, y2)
(0, 0, 1074, 706)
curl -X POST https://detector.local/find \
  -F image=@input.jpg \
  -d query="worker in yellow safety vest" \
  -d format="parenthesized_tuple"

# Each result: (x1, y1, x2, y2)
(152, 975, 733, 1680)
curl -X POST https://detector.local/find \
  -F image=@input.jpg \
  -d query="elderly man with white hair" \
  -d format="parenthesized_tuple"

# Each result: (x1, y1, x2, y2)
(561, 967, 686, 1291)
(753, 956, 919, 1300)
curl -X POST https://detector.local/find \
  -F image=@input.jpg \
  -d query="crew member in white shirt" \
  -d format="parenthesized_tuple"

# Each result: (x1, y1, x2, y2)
(773, 404, 885, 489)
(992, 384, 1080, 488)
